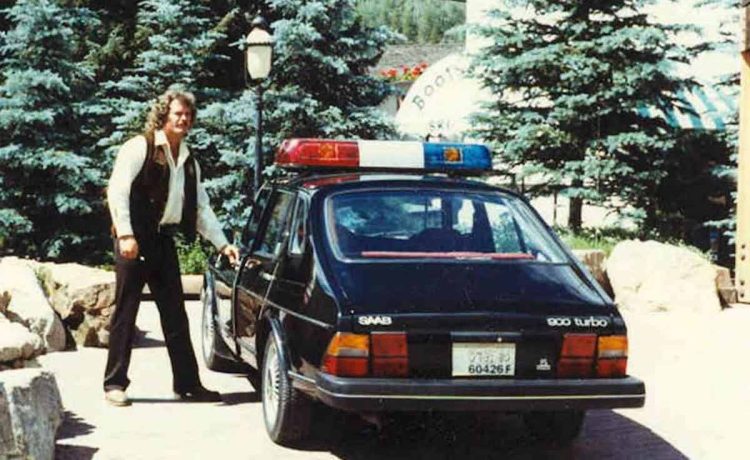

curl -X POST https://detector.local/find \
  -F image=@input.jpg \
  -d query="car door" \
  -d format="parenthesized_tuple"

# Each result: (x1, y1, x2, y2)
(209, 186, 272, 356)
(235, 189, 296, 364)
(267, 194, 311, 312)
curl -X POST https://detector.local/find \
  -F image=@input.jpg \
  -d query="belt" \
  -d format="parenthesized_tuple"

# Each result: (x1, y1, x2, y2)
(158, 224, 181, 237)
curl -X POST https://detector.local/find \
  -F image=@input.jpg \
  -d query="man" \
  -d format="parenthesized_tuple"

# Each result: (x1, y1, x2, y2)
(105, 89, 239, 406)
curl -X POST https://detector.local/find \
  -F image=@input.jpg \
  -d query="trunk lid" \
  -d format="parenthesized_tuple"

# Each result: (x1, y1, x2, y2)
(331, 261, 617, 379)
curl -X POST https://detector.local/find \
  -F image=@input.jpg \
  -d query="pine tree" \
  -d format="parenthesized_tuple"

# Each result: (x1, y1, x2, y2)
(354, 0, 464, 44)
(265, 0, 395, 143)
(76, 0, 141, 85)
(0, 0, 102, 259)
(99, 0, 227, 150)
(192, 0, 397, 237)
(470, 0, 697, 231)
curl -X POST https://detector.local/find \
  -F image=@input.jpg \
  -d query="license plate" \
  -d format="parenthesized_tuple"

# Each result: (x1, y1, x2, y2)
(452, 343, 516, 376)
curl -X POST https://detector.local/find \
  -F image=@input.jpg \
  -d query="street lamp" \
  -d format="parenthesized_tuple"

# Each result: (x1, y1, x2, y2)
(245, 15, 273, 196)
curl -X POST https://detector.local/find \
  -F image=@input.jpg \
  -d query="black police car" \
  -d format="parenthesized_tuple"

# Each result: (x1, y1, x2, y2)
(200, 139, 645, 446)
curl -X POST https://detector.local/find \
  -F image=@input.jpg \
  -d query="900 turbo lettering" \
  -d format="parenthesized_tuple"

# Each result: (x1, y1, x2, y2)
(547, 316, 609, 328)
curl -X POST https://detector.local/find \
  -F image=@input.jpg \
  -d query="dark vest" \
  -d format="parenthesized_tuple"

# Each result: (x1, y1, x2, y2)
(129, 131, 197, 241)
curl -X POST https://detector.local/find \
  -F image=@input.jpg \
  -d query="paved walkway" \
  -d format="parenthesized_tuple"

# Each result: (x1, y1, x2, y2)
(42, 302, 750, 459)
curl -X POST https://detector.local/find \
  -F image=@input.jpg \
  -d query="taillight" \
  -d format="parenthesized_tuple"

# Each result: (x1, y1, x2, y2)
(321, 333, 369, 377)
(596, 335, 628, 377)
(371, 332, 408, 377)
(320, 332, 410, 378)
(557, 333, 596, 378)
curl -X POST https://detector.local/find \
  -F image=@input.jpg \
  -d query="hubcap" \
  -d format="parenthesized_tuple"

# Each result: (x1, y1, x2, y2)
(263, 340, 281, 429)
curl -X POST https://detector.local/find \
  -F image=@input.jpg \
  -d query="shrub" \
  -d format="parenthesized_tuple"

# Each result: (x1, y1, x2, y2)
(175, 237, 210, 275)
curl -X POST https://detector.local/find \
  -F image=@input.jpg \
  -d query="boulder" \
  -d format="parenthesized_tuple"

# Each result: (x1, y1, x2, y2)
(35, 263, 116, 348)
(714, 265, 737, 305)
(0, 258, 66, 352)
(0, 359, 41, 373)
(572, 249, 612, 295)
(0, 369, 63, 460)
(606, 240, 722, 313)
(0, 319, 45, 363)
(0, 290, 10, 313)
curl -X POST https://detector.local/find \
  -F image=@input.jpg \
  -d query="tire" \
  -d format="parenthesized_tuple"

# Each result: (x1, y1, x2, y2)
(523, 410, 585, 445)
(261, 334, 312, 445)
(200, 286, 246, 373)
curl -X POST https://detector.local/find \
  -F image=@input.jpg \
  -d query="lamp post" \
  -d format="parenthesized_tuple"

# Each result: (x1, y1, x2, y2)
(245, 15, 273, 196)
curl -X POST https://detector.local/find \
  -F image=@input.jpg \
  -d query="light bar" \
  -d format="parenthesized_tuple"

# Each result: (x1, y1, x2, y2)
(275, 138, 492, 172)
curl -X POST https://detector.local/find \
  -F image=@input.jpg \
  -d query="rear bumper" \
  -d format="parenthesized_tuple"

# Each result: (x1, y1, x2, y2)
(312, 373, 645, 412)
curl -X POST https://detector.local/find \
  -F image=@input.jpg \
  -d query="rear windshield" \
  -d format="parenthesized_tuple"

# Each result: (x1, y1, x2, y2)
(325, 188, 568, 262)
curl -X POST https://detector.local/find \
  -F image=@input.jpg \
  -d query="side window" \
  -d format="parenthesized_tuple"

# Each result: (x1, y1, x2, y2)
(485, 201, 524, 253)
(257, 191, 294, 256)
(454, 199, 475, 235)
(241, 186, 272, 247)
(288, 197, 308, 256)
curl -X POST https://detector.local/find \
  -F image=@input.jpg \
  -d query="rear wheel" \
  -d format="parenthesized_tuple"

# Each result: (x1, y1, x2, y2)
(523, 410, 585, 445)
(200, 287, 245, 373)
(262, 335, 311, 445)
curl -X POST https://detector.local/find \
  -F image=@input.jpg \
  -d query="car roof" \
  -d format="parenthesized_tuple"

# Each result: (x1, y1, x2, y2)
(276, 172, 522, 198)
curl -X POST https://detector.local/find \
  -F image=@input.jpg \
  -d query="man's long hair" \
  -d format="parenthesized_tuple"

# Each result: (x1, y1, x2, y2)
(144, 89, 197, 132)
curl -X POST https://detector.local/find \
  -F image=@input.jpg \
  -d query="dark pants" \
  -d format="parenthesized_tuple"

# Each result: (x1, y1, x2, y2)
(103, 234, 201, 393)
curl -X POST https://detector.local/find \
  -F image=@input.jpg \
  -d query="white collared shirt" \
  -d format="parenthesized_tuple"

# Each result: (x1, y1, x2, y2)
(107, 130, 229, 249)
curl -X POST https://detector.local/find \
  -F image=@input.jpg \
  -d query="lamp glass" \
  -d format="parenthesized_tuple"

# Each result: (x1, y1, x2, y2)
(246, 28, 273, 80)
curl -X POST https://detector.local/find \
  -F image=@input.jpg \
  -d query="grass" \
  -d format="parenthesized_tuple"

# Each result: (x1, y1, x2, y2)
(554, 226, 635, 256)
(554, 226, 712, 261)
(558, 232, 619, 256)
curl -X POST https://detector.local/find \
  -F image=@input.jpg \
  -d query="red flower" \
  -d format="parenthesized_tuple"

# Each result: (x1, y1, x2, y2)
(377, 63, 428, 81)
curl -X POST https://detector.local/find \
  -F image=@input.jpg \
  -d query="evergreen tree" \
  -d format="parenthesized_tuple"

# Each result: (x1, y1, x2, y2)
(195, 0, 397, 236)
(99, 0, 227, 150)
(73, 0, 141, 85)
(265, 0, 395, 143)
(0, 0, 102, 259)
(0, 0, 14, 34)
(470, 0, 696, 231)
(354, 0, 464, 44)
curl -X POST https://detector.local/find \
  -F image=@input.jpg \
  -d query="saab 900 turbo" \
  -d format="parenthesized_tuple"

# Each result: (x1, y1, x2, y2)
(200, 139, 645, 446)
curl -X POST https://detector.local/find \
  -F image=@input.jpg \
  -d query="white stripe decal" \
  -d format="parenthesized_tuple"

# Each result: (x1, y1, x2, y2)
(359, 140, 424, 168)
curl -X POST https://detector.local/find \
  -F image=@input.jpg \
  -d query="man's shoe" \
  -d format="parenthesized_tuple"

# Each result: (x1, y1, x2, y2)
(174, 385, 222, 402)
(105, 389, 131, 407)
